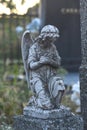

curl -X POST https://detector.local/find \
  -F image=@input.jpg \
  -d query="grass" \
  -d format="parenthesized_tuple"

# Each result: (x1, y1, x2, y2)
(0, 63, 32, 125)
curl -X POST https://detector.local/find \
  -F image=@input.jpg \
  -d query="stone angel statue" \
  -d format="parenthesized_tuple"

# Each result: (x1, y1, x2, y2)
(21, 25, 65, 110)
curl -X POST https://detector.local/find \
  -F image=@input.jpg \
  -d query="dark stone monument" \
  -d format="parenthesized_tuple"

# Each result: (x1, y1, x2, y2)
(80, 0, 87, 129)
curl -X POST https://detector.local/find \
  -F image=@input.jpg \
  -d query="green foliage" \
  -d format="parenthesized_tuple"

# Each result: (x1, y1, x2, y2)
(0, 63, 79, 129)
(0, 63, 33, 125)
(0, 0, 16, 12)
(62, 95, 77, 113)
(21, 0, 25, 5)
(0, 122, 13, 130)
(57, 67, 68, 75)
(0, 81, 29, 124)
(0, 14, 32, 60)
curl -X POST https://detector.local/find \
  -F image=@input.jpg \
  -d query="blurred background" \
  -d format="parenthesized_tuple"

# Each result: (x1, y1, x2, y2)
(0, 0, 81, 129)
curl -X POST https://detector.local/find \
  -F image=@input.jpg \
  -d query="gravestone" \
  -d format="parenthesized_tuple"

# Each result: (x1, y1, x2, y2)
(13, 25, 83, 130)
(80, 0, 87, 129)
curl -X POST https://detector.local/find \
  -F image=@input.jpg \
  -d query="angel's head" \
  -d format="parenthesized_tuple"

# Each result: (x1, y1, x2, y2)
(35, 25, 59, 47)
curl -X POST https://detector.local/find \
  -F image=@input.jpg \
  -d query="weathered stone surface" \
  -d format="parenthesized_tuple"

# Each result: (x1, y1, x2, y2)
(23, 105, 71, 119)
(80, 0, 87, 129)
(13, 106, 83, 130)
(79, 66, 87, 130)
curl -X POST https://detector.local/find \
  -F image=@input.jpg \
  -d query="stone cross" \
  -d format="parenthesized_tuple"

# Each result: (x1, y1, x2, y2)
(80, 0, 87, 129)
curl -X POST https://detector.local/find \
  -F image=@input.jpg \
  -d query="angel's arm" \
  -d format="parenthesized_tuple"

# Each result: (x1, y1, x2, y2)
(48, 45, 61, 68)
(28, 46, 42, 70)
(51, 51, 61, 68)
(29, 60, 42, 70)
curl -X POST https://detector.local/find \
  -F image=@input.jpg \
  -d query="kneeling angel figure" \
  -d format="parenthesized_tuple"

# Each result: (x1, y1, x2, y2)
(21, 25, 65, 110)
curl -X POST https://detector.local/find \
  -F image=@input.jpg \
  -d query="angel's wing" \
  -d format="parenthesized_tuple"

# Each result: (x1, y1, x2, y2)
(21, 30, 33, 88)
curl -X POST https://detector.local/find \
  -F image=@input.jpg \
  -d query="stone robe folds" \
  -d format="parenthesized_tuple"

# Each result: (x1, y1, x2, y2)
(28, 42, 65, 109)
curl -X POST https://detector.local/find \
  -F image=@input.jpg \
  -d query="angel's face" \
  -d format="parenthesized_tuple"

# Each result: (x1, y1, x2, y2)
(39, 32, 58, 48)
(39, 36, 53, 48)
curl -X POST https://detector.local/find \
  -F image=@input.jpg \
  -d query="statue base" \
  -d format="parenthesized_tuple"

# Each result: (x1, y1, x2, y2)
(13, 105, 83, 130)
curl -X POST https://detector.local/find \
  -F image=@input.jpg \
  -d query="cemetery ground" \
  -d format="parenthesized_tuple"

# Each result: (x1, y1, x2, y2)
(0, 61, 79, 130)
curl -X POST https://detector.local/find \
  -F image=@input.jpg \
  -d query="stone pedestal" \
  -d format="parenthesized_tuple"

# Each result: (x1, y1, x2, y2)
(13, 105, 83, 130)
